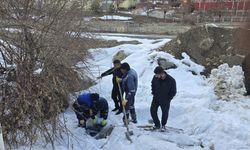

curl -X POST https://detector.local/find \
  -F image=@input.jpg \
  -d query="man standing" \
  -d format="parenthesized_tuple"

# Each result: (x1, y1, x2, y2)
(120, 62, 138, 124)
(242, 53, 250, 96)
(98, 60, 123, 115)
(151, 66, 176, 131)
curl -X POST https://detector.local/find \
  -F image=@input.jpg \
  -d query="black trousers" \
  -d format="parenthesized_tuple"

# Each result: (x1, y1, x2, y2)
(244, 75, 250, 94)
(111, 86, 123, 111)
(150, 100, 170, 127)
(73, 103, 90, 122)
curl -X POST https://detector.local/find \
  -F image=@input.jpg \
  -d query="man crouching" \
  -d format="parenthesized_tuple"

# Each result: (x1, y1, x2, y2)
(72, 92, 108, 135)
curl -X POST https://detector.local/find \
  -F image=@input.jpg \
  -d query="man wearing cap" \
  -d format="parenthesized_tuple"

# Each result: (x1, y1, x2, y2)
(72, 92, 109, 128)
(151, 66, 176, 131)
(98, 60, 123, 115)
(120, 62, 138, 124)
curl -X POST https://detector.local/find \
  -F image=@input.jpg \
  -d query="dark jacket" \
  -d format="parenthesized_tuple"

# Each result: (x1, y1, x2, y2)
(122, 68, 138, 99)
(74, 96, 109, 120)
(77, 93, 92, 107)
(242, 54, 250, 92)
(101, 67, 123, 88)
(92, 97, 109, 120)
(151, 72, 176, 104)
(242, 54, 250, 76)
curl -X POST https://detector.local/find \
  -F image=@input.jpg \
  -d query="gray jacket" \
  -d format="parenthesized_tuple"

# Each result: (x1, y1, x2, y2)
(122, 68, 138, 96)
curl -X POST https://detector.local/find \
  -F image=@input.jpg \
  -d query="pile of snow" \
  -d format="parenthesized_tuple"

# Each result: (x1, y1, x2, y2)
(98, 15, 132, 21)
(208, 64, 246, 100)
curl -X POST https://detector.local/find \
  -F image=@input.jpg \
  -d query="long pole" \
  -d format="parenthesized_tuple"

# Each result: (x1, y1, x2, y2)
(116, 79, 133, 143)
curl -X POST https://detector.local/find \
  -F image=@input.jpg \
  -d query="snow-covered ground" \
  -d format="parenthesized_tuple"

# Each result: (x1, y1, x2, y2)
(17, 34, 250, 150)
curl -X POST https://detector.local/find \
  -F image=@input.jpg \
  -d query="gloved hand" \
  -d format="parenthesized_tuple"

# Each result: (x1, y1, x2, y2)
(122, 99, 127, 106)
(79, 120, 85, 125)
(97, 76, 102, 79)
(78, 120, 86, 127)
(89, 109, 93, 116)
(100, 119, 107, 126)
(92, 117, 97, 125)
(116, 77, 122, 83)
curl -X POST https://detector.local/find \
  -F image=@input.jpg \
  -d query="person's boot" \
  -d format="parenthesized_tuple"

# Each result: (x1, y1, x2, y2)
(152, 125, 160, 130)
(131, 113, 137, 124)
(112, 107, 119, 112)
(115, 108, 123, 115)
(160, 126, 166, 132)
(78, 120, 86, 128)
(112, 102, 119, 111)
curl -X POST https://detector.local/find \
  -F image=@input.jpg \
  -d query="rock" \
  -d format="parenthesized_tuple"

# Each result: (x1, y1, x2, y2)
(112, 50, 128, 62)
(95, 125, 114, 139)
(157, 58, 177, 70)
(219, 42, 228, 48)
(199, 38, 214, 50)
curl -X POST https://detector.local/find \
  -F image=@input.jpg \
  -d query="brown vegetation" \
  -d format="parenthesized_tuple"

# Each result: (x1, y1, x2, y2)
(0, 0, 96, 148)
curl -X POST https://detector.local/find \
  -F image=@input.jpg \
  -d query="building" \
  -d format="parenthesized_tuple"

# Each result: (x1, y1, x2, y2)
(192, 0, 250, 11)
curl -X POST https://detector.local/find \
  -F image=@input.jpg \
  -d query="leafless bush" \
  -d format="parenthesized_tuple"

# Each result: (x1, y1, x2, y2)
(0, 0, 93, 148)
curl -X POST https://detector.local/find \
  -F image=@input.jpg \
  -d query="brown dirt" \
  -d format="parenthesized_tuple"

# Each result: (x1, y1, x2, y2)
(162, 26, 250, 75)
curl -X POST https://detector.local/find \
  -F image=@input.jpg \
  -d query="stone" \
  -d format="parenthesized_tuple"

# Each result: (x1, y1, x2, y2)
(157, 58, 177, 70)
(112, 50, 128, 62)
(199, 38, 214, 50)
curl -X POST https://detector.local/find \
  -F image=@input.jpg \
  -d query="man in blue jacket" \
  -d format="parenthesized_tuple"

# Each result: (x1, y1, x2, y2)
(120, 62, 138, 124)
(72, 93, 109, 128)
(151, 66, 176, 131)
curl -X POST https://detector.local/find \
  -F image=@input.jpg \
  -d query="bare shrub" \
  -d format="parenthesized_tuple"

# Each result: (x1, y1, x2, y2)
(91, 0, 101, 13)
(0, 0, 93, 148)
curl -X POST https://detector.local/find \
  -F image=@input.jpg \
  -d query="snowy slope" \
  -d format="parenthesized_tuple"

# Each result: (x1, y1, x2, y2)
(17, 34, 250, 150)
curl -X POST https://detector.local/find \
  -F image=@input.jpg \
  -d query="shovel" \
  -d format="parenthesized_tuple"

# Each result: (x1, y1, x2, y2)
(116, 78, 133, 143)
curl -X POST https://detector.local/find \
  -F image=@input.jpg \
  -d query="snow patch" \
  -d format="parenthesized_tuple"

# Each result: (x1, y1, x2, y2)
(98, 15, 132, 21)
(208, 64, 245, 100)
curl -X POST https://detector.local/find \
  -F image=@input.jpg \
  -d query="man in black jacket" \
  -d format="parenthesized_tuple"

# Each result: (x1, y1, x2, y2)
(242, 53, 250, 96)
(97, 60, 123, 115)
(151, 66, 176, 131)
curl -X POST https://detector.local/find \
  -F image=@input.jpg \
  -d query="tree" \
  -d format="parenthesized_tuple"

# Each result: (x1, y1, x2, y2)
(0, 0, 92, 148)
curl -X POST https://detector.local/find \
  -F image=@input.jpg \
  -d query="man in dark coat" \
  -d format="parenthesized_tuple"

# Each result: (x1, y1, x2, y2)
(73, 93, 109, 128)
(120, 62, 138, 124)
(151, 66, 176, 131)
(98, 60, 123, 115)
(242, 53, 250, 96)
